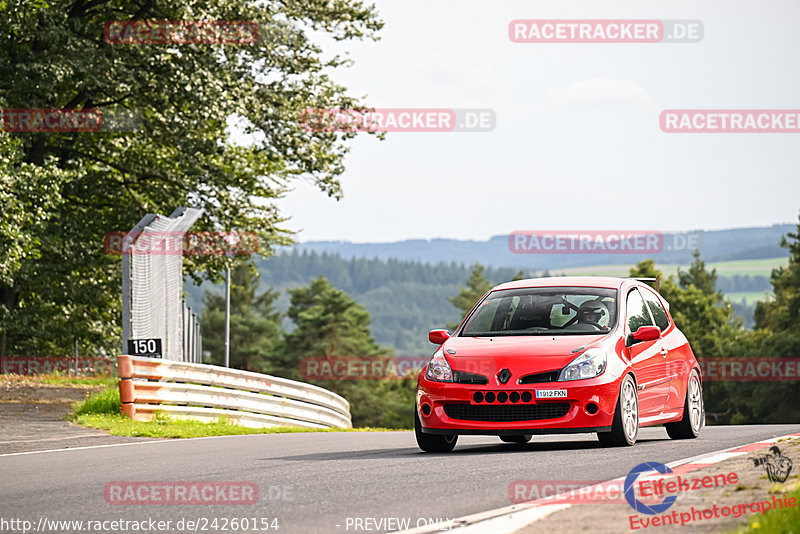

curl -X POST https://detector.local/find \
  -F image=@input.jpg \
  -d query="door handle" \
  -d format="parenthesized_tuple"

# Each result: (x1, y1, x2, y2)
(660, 348, 668, 357)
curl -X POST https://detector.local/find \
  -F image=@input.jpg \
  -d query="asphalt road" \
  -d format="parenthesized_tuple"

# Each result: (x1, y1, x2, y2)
(1, 425, 799, 534)
(0, 402, 149, 455)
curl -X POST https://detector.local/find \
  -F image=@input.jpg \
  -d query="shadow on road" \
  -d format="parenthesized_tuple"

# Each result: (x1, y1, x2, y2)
(264, 436, 671, 462)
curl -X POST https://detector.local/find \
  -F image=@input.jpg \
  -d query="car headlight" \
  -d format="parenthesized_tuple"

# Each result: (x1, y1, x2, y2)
(558, 348, 607, 381)
(425, 348, 453, 382)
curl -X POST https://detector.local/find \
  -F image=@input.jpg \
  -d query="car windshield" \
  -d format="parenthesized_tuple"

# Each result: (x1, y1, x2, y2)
(460, 286, 618, 336)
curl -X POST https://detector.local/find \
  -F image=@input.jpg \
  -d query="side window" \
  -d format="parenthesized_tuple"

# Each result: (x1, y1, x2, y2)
(642, 289, 670, 331)
(626, 288, 654, 333)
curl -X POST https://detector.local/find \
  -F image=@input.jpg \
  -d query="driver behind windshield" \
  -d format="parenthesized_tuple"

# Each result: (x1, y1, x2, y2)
(576, 301, 610, 330)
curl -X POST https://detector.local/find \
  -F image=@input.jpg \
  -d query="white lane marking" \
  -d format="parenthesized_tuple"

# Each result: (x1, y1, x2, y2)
(399, 430, 800, 534)
(677, 452, 739, 465)
(398, 504, 570, 534)
(0, 433, 262, 458)
(451, 505, 570, 534)
(0, 429, 370, 458)
(0, 434, 102, 445)
(0, 429, 334, 458)
(0, 439, 171, 457)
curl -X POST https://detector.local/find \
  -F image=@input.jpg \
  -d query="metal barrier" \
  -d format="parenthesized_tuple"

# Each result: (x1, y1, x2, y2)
(118, 355, 352, 429)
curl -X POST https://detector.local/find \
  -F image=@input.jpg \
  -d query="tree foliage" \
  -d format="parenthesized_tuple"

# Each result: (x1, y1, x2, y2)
(720, 213, 800, 424)
(278, 276, 415, 428)
(0, 0, 382, 356)
(280, 276, 388, 375)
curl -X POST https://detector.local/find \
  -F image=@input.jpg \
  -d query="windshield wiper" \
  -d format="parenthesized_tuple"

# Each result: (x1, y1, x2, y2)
(463, 331, 607, 337)
(464, 331, 561, 337)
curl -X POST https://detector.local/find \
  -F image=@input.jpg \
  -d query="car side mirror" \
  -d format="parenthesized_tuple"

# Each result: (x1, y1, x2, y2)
(626, 325, 661, 346)
(428, 329, 451, 345)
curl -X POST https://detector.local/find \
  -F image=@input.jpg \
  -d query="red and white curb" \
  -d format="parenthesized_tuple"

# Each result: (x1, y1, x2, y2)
(399, 431, 800, 534)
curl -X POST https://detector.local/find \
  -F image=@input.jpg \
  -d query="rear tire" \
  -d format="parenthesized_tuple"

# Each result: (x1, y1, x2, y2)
(665, 371, 703, 440)
(415, 409, 457, 452)
(500, 435, 532, 444)
(598, 375, 638, 447)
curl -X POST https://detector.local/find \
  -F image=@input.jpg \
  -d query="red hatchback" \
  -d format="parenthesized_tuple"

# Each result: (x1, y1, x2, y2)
(415, 276, 704, 452)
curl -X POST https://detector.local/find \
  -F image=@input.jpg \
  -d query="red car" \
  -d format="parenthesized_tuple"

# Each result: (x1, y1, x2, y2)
(415, 276, 704, 452)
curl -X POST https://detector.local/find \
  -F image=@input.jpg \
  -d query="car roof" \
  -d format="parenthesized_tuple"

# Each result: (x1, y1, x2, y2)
(492, 276, 630, 292)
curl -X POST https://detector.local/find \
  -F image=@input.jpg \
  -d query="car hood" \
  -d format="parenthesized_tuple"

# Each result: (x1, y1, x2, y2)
(441, 334, 609, 380)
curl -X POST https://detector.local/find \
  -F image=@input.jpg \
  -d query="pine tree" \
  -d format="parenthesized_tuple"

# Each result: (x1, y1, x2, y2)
(447, 263, 493, 329)
(754, 213, 800, 350)
(280, 276, 410, 428)
(201, 265, 282, 373)
(679, 249, 720, 296)
(278, 276, 388, 379)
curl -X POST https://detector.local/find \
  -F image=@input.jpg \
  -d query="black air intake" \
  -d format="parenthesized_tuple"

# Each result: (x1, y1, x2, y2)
(453, 371, 489, 385)
(444, 403, 570, 422)
(518, 371, 560, 384)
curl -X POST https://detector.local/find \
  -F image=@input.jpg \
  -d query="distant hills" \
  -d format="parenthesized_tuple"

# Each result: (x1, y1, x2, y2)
(290, 224, 793, 270)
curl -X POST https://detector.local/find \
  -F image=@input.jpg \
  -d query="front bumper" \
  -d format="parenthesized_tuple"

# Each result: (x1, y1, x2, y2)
(417, 371, 621, 436)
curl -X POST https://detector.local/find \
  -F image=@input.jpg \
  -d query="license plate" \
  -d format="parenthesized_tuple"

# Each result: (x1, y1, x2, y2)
(536, 389, 567, 399)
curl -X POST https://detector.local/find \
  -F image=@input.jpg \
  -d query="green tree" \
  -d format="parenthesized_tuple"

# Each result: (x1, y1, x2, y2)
(721, 213, 800, 424)
(754, 214, 800, 355)
(200, 265, 281, 373)
(281, 276, 388, 377)
(678, 249, 720, 297)
(0, 129, 78, 356)
(341, 376, 416, 429)
(0, 0, 382, 357)
(280, 276, 412, 428)
(448, 263, 492, 330)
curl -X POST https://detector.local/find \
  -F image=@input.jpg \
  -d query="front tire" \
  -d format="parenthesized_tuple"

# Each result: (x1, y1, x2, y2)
(665, 371, 703, 439)
(500, 435, 532, 444)
(598, 375, 639, 447)
(415, 409, 457, 452)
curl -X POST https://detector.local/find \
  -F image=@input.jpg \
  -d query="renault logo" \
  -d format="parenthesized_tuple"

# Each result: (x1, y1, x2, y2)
(497, 368, 511, 384)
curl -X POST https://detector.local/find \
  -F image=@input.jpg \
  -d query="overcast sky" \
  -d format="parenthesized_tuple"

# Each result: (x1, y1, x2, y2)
(274, 0, 800, 243)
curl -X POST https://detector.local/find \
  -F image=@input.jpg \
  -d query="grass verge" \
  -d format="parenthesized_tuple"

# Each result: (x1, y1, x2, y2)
(733, 485, 800, 533)
(70, 385, 406, 438)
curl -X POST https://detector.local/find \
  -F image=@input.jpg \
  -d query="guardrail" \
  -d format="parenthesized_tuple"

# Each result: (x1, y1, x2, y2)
(118, 355, 352, 429)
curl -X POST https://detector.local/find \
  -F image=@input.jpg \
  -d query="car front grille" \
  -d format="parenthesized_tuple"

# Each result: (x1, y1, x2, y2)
(443, 402, 570, 422)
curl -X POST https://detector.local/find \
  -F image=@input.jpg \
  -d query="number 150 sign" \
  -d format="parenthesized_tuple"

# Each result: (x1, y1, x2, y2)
(127, 338, 163, 358)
